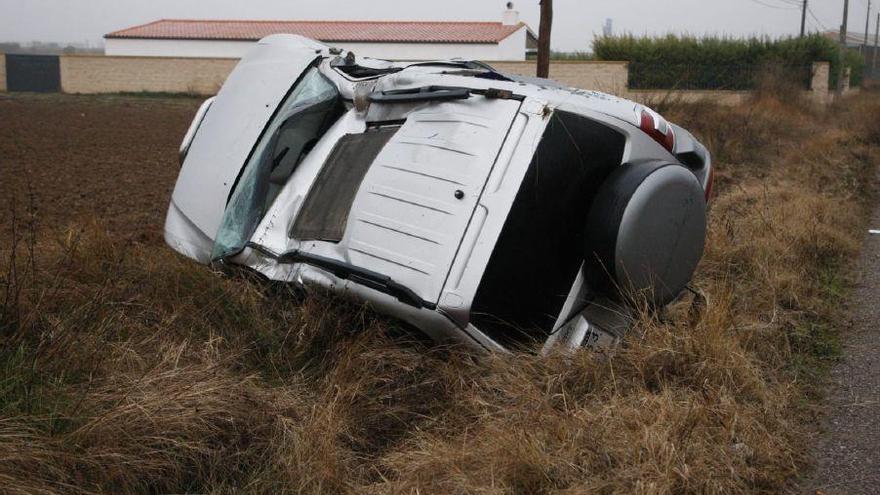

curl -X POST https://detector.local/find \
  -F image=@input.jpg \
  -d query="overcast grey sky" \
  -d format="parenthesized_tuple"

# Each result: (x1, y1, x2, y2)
(0, 0, 868, 51)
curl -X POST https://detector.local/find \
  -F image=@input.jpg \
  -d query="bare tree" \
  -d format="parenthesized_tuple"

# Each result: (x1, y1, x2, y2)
(537, 0, 553, 78)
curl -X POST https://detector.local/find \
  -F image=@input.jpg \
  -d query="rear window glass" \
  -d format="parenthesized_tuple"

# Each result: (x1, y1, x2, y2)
(291, 126, 399, 242)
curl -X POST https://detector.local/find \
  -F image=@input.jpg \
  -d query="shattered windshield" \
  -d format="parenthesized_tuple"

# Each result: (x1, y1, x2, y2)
(212, 67, 342, 261)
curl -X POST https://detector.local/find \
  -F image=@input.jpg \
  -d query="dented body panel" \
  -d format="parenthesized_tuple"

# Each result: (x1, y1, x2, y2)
(165, 35, 712, 352)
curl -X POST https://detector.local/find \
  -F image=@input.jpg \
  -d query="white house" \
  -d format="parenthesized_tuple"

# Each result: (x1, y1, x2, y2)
(104, 6, 537, 61)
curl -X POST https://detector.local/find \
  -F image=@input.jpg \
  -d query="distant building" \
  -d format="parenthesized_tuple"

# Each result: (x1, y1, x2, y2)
(603, 19, 613, 38)
(822, 30, 877, 48)
(822, 30, 879, 78)
(104, 6, 537, 61)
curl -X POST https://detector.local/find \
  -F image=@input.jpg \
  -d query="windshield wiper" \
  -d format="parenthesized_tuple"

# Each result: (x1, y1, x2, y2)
(245, 242, 436, 310)
(369, 86, 471, 104)
(368, 85, 524, 104)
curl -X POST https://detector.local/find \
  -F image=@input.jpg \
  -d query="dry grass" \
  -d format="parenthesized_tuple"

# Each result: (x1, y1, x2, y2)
(1, 91, 878, 494)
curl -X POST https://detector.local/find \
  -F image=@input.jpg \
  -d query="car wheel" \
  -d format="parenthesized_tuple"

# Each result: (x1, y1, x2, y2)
(584, 161, 707, 306)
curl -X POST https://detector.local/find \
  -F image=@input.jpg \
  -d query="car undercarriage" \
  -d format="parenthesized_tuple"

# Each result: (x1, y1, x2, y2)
(165, 34, 713, 352)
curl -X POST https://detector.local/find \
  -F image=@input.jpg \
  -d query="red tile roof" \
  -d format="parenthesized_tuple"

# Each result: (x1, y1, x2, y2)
(105, 19, 529, 44)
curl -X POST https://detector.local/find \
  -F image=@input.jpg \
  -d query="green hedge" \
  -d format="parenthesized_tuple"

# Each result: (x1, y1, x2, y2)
(843, 49, 866, 86)
(593, 34, 863, 90)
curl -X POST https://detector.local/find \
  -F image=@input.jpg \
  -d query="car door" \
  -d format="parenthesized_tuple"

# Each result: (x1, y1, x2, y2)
(167, 35, 324, 259)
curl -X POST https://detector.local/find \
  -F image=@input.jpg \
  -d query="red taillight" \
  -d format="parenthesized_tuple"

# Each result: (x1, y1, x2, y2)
(640, 109, 675, 153)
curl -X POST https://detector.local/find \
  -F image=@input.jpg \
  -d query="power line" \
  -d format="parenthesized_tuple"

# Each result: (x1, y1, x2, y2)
(746, 0, 818, 37)
(746, 0, 799, 10)
(806, 17, 825, 32)
(746, 0, 814, 36)
(809, 7, 831, 31)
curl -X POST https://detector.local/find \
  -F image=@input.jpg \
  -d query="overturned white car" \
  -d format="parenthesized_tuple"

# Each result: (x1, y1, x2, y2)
(165, 35, 713, 352)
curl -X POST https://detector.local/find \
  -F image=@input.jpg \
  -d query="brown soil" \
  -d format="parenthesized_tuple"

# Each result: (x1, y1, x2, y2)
(0, 91, 877, 494)
(0, 93, 200, 244)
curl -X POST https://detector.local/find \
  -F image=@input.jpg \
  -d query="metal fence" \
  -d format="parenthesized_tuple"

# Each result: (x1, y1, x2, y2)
(627, 63, 813, 91)
(866, 66, 880, 80)
(6, 54, 61, 92)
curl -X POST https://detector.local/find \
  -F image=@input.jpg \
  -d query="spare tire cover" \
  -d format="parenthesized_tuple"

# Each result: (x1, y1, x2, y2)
(585, 161, 706, 305)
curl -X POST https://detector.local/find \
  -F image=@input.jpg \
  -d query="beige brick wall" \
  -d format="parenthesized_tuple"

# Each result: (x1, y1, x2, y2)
(489, 61, 629, 94)
(60, 55, 237, 95)
(51, 55, 839, 106)
(626, 62, 836, 107)
(490, 61, 757, 106)
(811, 62, 830, 93)
(810, 62, 831, 105)
(0, 54, 6, 92)
(56, 57, 631, 97)
(842, 67, 853, 94)
(625, 89, 753, 107)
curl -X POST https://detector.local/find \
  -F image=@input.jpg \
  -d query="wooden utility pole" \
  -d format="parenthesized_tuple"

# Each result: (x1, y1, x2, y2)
(800, 0, 808, 37)
(537, 0, 553, 78)
(874, 12, 879, 71)
(864, 0, 872, 53)
(838, 0, 850, 94)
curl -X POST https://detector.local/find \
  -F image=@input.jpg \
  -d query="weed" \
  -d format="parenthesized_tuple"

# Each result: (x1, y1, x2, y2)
(0, 91, 877, 494)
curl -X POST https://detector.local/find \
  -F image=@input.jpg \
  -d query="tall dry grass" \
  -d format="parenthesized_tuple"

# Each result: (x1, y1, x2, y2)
(1, 92, 878, 494)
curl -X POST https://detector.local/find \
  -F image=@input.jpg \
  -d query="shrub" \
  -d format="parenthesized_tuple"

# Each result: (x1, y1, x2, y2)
(593, 34, 861, 90)
(549, 50, 594, 61)
(844, 49, 866, 87)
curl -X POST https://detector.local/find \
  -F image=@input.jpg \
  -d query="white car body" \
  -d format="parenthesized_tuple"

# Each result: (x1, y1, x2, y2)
(165, 35, 712, 352)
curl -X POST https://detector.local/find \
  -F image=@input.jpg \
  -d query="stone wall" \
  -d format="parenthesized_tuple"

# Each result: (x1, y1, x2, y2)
(841, 67, 853, 94)
(59, 55, 237, 95)
(3, 54, 838, 107)
(625, 62, 832, 107)
(0, 54, 6, 92)
(459, 60, 834, 106)
(489, 60, 629, 94)
(13, 55, 632, 97)
(811, 62, 831, 105)
(55, 55, 632, 97)
(625, 90, 753, 106)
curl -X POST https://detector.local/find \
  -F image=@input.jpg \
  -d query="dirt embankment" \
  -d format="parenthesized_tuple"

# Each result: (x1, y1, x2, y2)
(0, 93, 200, 242)
(0, 92, 878, 494)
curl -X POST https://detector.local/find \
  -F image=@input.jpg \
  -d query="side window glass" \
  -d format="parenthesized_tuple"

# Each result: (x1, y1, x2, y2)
(212, 68, 343, 261)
